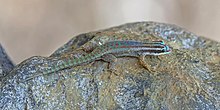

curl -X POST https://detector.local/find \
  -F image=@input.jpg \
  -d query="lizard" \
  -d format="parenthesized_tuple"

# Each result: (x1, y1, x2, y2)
(24, 40, 171, 81)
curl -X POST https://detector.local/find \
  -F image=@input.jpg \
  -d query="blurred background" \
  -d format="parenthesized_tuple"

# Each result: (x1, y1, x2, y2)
(0, 0, 220, 64)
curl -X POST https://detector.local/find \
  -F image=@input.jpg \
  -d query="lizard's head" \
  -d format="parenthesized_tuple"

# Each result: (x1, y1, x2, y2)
(142, 41, 172, 56)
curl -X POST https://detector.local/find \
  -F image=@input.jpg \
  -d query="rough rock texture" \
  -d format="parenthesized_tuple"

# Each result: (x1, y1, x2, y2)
(0, 22, 220, 110)
(0, 44, 14, 79)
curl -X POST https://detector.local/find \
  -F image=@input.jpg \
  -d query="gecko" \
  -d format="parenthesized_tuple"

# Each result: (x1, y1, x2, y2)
(24, 40, 171, 81)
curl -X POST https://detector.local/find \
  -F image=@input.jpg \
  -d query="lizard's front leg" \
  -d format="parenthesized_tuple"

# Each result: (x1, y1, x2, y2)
(139, 55, 154, 73)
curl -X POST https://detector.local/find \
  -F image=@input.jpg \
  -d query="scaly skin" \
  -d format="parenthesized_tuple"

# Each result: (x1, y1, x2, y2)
(25, 40, 171, 81)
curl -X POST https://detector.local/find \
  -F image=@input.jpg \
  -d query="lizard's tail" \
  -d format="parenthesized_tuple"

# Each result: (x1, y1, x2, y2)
(23, 57, 79, 82)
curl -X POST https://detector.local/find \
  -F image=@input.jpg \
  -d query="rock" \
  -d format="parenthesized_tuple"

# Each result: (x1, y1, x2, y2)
(0, 22, 219, 110)
(0, 44, 14, 79)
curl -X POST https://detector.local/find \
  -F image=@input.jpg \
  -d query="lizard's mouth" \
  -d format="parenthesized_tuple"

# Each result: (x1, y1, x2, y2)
(163, 45, 172, 54)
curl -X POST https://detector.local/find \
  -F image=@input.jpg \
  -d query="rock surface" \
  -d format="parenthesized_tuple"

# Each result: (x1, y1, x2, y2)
(0, 44, 14, 79)
(0, 22, 220, 110)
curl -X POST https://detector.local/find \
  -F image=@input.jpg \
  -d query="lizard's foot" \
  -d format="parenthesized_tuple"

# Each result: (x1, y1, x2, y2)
(105, 68, 119, 79)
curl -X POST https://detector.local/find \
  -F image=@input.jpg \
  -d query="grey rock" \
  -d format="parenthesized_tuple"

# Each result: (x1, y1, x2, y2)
(0, 44, 14, 78)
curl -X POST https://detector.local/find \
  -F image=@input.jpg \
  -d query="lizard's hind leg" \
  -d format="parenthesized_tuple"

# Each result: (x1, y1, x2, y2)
(101, 54, 119, 76)
(82, 42, 99, 52)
